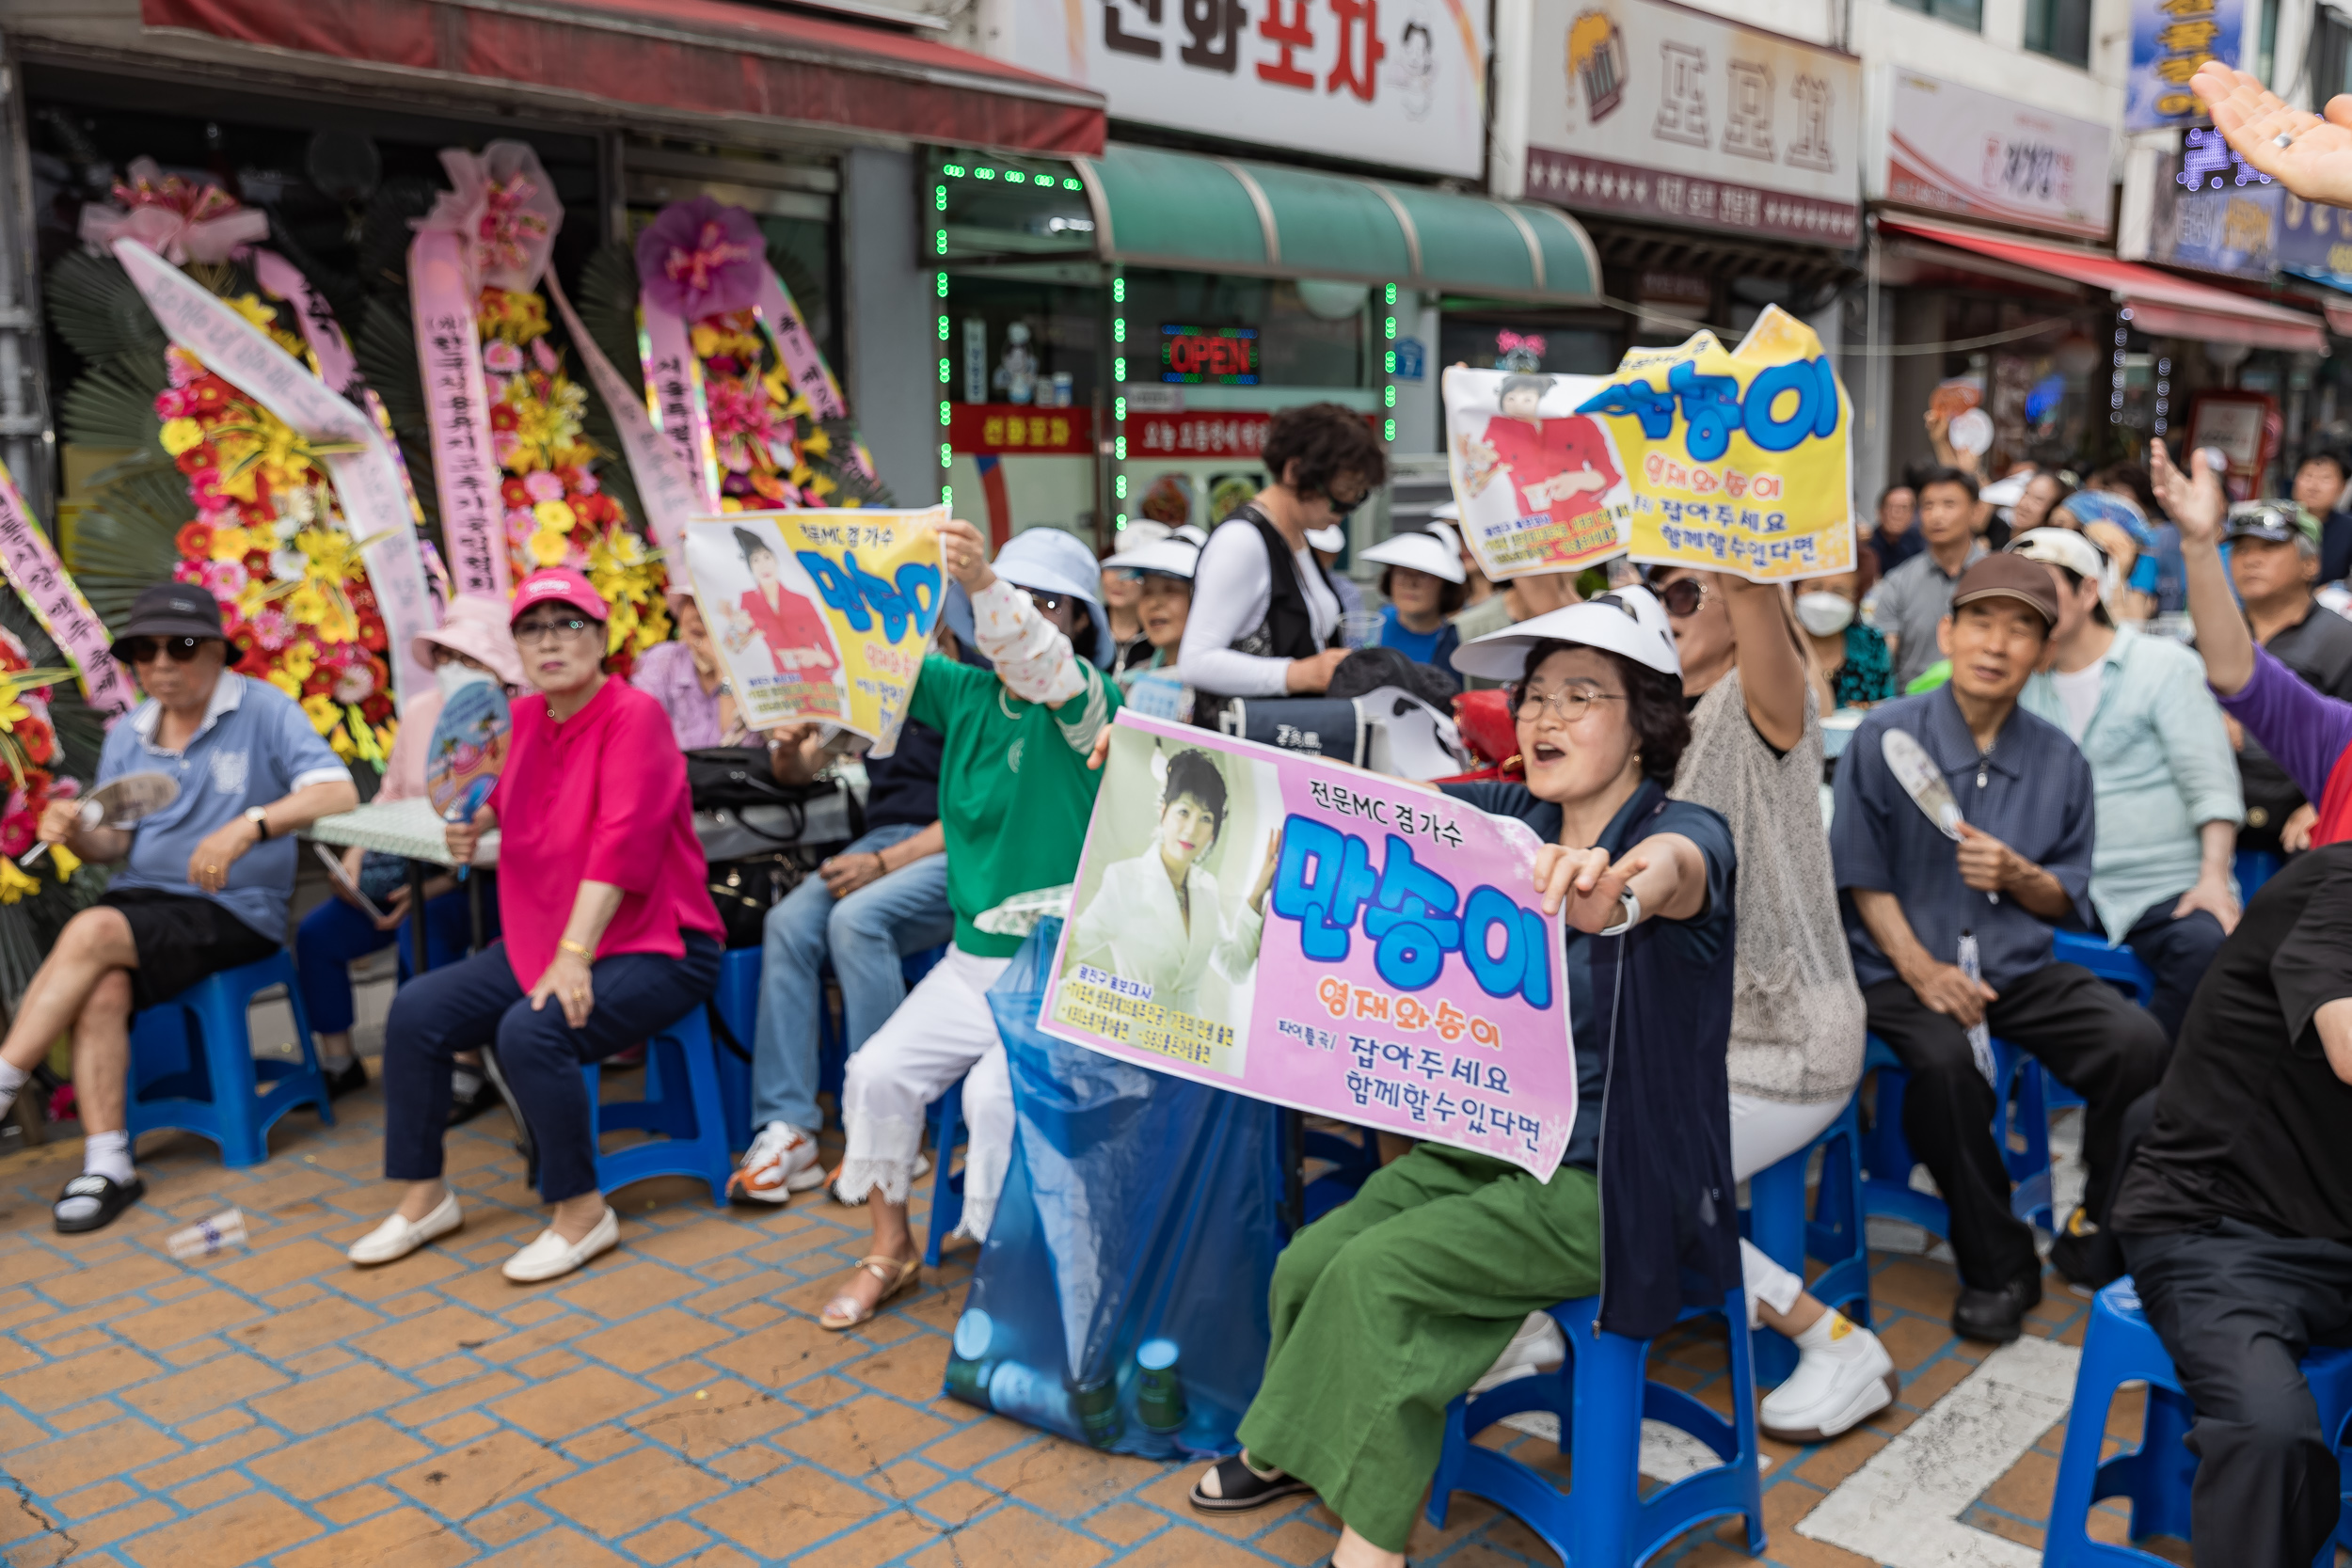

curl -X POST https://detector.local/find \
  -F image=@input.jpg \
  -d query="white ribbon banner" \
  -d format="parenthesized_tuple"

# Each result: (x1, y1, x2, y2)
(113, 239, 437, 710)
(546, 270, 699, 587)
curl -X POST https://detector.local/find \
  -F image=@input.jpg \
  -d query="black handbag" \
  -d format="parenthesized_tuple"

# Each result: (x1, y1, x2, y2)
(685, 747, 861, 947)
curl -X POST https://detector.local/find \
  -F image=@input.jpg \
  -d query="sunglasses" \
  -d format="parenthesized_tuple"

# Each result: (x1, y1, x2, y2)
(120, 636, 208, 665)
(1324, 488, 1371, 520)
(1648, 578, 1709, 619)
(515, 616, 595, 642)
(1020, 589, 1069, 614)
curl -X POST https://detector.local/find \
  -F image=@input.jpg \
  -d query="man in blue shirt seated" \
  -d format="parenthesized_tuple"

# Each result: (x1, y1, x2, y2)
(1831, 556, 2169, 1342)
(0, 585, 357, 1233)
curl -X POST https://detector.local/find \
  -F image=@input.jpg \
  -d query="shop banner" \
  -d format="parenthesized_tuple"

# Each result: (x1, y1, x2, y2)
(1521, 0, 1860, 244)
(114, 239, 437, 707)
(682, 509, 946, 748)
(0, 464, 135, 724)
(1041, 711, 1574, 1181)
(2127, 0, 2241, 135)
(1883, 71, 2113, 242)
(1444, 305, 1853, 582)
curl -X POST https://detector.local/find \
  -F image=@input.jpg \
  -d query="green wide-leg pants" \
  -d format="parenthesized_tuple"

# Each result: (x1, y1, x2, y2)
(1233, 1142, 1603, 1552)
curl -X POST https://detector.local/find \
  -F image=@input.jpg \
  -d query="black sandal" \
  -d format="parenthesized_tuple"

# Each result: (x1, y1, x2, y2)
(54, 1173, 143, 1235)
(1188, 1455, 1312, 1513)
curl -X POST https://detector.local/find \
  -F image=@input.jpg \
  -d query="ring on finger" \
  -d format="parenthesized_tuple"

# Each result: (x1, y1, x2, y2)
(2277, 129, 2298, 147)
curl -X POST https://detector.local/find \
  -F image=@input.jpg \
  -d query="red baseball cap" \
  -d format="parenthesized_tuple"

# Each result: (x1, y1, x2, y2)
(508, 567, 610, 624)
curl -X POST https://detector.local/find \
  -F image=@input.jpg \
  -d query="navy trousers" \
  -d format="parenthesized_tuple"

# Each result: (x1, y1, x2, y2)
(381, 932, 721, 1202)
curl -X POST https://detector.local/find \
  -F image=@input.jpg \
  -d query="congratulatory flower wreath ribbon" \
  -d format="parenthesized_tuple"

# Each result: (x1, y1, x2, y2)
(0, 467, 134, 726)
(114, 239, 437, 708)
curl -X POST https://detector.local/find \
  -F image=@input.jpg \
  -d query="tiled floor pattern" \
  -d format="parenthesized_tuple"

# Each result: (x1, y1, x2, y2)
(0, 1067, 2291, 1568)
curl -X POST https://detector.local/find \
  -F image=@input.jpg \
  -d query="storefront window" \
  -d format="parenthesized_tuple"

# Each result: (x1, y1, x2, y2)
(1120, 271, 1366, 389)
(2023, 0, 2091, 68)
(1889, 0, 1983, 32)
(1437, 319, 1619, 375)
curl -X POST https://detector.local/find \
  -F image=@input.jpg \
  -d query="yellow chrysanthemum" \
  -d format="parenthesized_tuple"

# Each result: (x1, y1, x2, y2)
(294, 527, 365, 585)
(690, 324, 723, 358)
(281, 641, 317, 682)
(228, 295, 278, 330)
(159, 417, 206, 456)
(314, 599, 358, 645)
(287, 585, 328, 626)
(301, 694, 341, 735)
(530, 529, 571, 566)
(209, 526, 252, 563)
(237, 579, 271, 618)
(267, 670, 303, 701)
(532, 499, 576, 531)
(0, 858, 40, 905)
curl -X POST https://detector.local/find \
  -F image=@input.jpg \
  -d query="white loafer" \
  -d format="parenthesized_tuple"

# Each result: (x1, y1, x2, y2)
(501, 1206, 619, 1284)
(347, 1192, 463, 1267)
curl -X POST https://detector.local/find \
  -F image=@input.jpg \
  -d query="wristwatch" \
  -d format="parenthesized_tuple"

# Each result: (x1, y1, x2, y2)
(243, 806, 271, 842)
(1598, 887, 1641, 936)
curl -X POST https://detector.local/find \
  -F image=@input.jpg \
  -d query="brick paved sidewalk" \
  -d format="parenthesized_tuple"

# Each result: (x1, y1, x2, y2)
(0, 1067, 2202, 1568)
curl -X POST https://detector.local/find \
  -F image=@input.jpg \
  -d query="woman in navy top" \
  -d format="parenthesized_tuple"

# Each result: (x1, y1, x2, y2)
(1189, 586, 1740, 1566)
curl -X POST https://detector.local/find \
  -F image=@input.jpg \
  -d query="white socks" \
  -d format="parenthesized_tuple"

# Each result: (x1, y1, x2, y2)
(1739, 1237, 1806, 1330)
(452, 1068, 485, 1099)
(0, 1058, 27, 1120)
(318, 1039, 355, 1071)
(84, 1129, 133, 1185)
(1794, 1308, 1870, 1355)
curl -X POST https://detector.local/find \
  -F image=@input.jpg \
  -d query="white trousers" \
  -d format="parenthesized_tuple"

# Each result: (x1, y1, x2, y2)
(1731, 1090, 1848, 1330)
(838, 948, 1014, 1242)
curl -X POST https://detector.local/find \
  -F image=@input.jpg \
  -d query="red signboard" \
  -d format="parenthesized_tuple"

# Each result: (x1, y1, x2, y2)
(1130, 412, 1272, 459)
(1160, 325, 1261, 384)
(950, 404, 1096, 455)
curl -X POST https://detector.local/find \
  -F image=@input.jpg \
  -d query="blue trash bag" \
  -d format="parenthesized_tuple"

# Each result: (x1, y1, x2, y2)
(943, 917, 1287, 1460)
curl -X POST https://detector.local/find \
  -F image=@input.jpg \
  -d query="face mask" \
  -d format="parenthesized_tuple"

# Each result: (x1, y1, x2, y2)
(1794, 592, 1855, 637)
(436, 660, 493, 701)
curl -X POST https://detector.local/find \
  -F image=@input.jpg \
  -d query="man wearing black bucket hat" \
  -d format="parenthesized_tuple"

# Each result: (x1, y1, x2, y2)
(0, 583, 357, 1233)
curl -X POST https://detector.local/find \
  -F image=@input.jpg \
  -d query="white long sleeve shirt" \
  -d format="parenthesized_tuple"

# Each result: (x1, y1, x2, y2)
(1175, 516, 1343, 698)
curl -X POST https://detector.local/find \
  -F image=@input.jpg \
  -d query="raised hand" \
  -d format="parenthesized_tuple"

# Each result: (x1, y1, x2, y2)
(2192, 64, 2352, 206)
(2148, 438, 2229, 549)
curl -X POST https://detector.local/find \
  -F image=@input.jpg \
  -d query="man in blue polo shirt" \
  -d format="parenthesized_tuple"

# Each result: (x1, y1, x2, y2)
(0, 584, 356, 1233)
(1832, 555, 2170, 1342)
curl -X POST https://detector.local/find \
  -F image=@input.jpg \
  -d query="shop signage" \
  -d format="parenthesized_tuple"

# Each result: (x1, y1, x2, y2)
(1043, 709, 1576, 1181)
(2278, 192, 2352, 275)
(1008, 0, 1488, 177)
(2126, 0, 2241, 135)
(950, 404, 1097, 455)
(1520, 0, 1860, 245)
(2144, 131, 2280, 278)
(1160, 325, 1262, 384)
(1883, 71, 2112, 241)
(1132, 411, 1272, 458)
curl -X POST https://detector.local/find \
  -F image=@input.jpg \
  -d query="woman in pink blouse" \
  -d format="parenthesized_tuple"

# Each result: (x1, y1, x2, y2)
(348, 568, 724, 1284)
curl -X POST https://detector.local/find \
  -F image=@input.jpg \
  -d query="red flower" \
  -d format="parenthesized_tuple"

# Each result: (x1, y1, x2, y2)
(175, 446, 217, 477)
(360, 691, 394, 724)
(244, 550, 273, 578)
(239, 500, 274, 529)
(358, 615, 388, 652)
(501, 478, 532, 509)
(235, 645, 272, 677)
(347, 584, 377, 611)
(302, 672, 335, 697)
(12, 715, 54, 767)
(175, 522, 214, 559)
(489, 405, 519, 433)
(189, 381, 230, 411)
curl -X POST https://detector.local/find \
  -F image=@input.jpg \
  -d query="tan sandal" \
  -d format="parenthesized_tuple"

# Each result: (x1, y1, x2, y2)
(818, 1254, 921, 1330)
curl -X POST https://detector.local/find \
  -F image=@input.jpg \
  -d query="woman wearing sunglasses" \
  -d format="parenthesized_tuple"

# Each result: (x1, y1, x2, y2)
(349, 567, 723, 1284)
(1646, 563, 1893, 1440)
(1191, 590, 1745, 1568)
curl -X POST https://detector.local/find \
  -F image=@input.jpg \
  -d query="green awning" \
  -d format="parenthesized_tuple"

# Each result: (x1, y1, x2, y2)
(1071, 143, 1598, 305)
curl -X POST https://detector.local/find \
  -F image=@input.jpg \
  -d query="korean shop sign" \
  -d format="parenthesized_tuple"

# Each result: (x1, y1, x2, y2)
(1883, 71, 2113, 242)
(1518, 0, 1859, 244)
(2127, 0, 2242, 135)
(1004, 0, 1488, 177)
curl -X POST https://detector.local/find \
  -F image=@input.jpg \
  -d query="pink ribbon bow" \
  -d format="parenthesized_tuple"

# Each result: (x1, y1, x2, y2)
(413, 141, 564, 293)
(76, 157, 268, 265)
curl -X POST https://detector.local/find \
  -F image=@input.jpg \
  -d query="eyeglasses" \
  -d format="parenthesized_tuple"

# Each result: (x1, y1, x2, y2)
(1020, 589, 1068, 614)
(514, 616, 595, 643)
(120, 636, 207, 665)
(1653, 578, 1708, 619)
(1515, 684, 1627, 723)
(1324, 488, 1371, 519)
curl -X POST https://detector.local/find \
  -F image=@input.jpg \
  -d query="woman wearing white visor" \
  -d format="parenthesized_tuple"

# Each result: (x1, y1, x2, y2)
(1361, 527, 1469, 673)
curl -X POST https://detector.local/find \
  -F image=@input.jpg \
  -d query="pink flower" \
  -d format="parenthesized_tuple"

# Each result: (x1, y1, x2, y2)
(189, 471, 226, 509)
(494, 431, 520, 465)
(250, 608, 294, 652)
(563, 466, 600, 496)
(483, 341, 524, 374)
(523, 470, 565, 503)
(532, 338, 558, 373)
(332, 663, 377, 703)
(504, 507, 537, 540)
(171, 559, 205, 585)
(164, 346, 203, 388)
(201, 560, 248, 598)
(156, 388, 192, 420)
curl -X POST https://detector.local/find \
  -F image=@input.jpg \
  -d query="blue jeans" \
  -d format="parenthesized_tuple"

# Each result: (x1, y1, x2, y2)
(752, 823, 954, 1132)
(2118, 904, 2227, 1042)
(382, 933, 721, 1202)
(294, 887, 480, 1035)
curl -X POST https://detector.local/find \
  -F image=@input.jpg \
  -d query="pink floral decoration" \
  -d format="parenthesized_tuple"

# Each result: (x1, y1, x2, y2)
(634, 197, 765, 320)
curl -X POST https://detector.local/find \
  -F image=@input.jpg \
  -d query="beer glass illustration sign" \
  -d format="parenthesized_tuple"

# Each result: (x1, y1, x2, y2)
(684, 507, 946, 749)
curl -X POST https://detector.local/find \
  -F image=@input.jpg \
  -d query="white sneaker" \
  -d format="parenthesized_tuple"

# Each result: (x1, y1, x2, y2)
(728, 1122, 827, 1205)
(502, 1206, 620, 1283)
(1759, 1313, 1899, 1443)
(348, 1192, 463, 1267)
(1470, 1309, 1568, 1393)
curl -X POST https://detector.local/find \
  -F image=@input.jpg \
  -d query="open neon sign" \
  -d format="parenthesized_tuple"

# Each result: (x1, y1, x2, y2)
(1160, 324, 1260, 384)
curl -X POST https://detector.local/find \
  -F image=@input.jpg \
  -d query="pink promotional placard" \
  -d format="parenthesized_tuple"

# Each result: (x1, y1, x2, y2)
(1041, 711, 1574, 1180)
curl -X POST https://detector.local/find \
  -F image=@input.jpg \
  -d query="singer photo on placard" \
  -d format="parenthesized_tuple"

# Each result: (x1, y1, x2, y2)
(707, 521, 849, 726)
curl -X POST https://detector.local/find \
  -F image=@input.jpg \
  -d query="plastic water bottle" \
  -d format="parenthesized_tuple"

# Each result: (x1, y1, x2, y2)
(166, 1210, 247, 1260)
(1957, 931, 1994, 1086)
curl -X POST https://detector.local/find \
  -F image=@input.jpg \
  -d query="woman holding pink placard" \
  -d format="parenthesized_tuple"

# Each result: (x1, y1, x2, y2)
(1189, 586, 1741, 1568)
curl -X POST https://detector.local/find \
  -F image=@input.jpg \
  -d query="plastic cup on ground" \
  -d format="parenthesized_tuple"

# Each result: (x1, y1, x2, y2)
(166, 1210, 247, 1260)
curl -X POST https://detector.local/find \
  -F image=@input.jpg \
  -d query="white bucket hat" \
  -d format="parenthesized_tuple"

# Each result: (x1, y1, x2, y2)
(1103, 537, 1200, 579)
(1450, 584, 1681, 681)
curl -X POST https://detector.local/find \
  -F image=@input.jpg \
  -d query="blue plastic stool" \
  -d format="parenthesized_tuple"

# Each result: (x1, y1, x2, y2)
(2235, 848, 2284, 899)
(2051, 930, 2156, 1009)
(583, 1008, 735, 1208)
(126, 953, 333, 1167)
(1744, 1094, 1871, 1386)
(708, 947, 762, 1152)
(924, 1080, 966, 1267)
(1860, 1034, 2055, 1236)
(2045, 1277, 2352, 1567)
(1426, 1287, 1765, 1566)
(1301, 1122, 1383, 1222)
(817, 943, 951, 1111)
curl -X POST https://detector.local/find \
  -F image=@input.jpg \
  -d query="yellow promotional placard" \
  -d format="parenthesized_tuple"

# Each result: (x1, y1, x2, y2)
(1578, 305, 1855, 581)
(683, 507, 946, 748)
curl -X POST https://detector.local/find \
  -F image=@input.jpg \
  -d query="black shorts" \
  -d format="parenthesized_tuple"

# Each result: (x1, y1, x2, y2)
(98, 889, 279, 1011)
